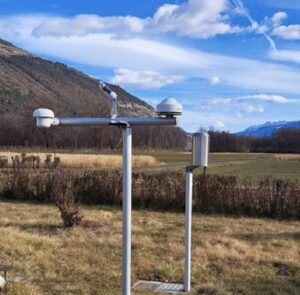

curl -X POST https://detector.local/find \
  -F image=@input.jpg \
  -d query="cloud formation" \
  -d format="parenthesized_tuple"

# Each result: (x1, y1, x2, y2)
(270, 49, 300, 64)
(272, 25, 300, 40)
(238, 94, 297, 103)
(110, 68, 184, 89)
(1, 13, 300, 94)
(271, 11, 287, 27)
(32, 15, 145, 38)
(31, 0, 241, 39)
(243, 105, 264, 113)
(209, 94, 299, 105)
(149, 0, 240, 38)
(209, 76, 221, 85)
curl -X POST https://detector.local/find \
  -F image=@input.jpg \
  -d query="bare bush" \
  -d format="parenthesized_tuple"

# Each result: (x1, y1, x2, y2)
(53, 156, 61, 169)
(4, 169, 31, 200)
(50, 171, 83, 227)
(0, 156, 8, 168)
(0, 169, 299, 219)
(11, 155, 21, 169)
(10, 153, 41, 169)
(21, 152, 41, 169)
(44, 154, 61, 169)
(44, 154, 52, 169)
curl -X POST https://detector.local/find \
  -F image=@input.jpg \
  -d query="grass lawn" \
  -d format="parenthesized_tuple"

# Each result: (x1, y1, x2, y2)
(145, 152, 300, 180)
(0, 201, 299, 294)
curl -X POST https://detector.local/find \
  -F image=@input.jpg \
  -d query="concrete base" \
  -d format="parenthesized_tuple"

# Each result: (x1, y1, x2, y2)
(133, 280, 184, 293)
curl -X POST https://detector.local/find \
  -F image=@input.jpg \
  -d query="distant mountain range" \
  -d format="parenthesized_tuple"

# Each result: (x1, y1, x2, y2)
(236, 120, 300, 137)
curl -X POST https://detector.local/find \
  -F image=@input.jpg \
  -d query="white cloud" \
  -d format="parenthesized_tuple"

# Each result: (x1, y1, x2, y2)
(209, 76, 221, 85)
(30, 0, 241, 39)
(270, 49, 300, 64)
(206, 94, 299, 105)
(272, 25, 300, 40)
(32, 14, 145, 38)
(238, 94, 298, 103)
(11, 32, 300, 94)
(149, 0, 241, 38)
(271, 11, 287, 27)
(2, 15, 300, 94)
(243, 105, 264, 113)
(110, 68, 184, 89)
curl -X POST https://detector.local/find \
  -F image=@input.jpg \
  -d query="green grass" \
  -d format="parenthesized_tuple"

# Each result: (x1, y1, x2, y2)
(0, 201, 299, 294)
(145, 152, 300, 180)
(208, 155, 300, 180)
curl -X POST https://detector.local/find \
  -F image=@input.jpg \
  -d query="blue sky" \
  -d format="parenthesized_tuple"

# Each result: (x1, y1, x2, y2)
(0, 0, 300, 132)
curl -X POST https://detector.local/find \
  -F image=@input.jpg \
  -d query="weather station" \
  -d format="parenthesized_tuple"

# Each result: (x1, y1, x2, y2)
(33, 81, 187, 295)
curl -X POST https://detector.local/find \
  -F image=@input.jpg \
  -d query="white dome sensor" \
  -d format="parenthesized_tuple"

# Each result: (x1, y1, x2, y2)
(156, 97, 182, 118)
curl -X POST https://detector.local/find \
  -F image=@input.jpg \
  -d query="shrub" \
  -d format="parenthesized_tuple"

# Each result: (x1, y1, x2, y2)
(50, 170, 83, 227)
(0, 156, 8, 168)
(10, 153, 41, 169)
(44, 154, 61, 169)
(0, 169, 299, 219)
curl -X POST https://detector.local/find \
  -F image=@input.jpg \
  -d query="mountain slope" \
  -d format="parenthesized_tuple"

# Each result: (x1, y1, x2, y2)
(0, 39, 186, 149)
(0, 38, 155, 117)
(236, 120, 300, 137)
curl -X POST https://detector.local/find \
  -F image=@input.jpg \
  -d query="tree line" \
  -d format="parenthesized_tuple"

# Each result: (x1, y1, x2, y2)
(1, 114, 300, 152)
(0, 114, 187, 150)
(209, 128, 300, 153)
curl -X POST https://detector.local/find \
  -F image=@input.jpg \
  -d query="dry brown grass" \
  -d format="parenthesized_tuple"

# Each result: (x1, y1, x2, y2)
(273, 154, 300, 161)
(0, 152, 159, 169)
(0, 201, 298, 294)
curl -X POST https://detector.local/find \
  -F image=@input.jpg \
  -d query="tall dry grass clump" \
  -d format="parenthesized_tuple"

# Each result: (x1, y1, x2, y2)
(0, 151, 158, 169)
(273, 154, 300, 161)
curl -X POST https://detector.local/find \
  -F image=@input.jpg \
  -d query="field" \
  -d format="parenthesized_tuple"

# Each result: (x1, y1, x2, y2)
(143, 152, 300, 180)
(0, 151, 299, 294)
(2, 150, 300, 180)
(0, 201, 299, 295)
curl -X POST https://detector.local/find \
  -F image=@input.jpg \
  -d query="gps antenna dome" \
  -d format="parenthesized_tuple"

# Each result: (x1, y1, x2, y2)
(156, 97, 183, 118)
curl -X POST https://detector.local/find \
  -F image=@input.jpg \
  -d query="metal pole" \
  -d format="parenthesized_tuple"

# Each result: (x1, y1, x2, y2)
(184, 167, 193, 292)
(122, 126, 132, 295)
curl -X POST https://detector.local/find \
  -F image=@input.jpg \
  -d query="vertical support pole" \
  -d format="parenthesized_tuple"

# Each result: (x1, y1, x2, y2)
(184, 167, 193, 292)
(122, 126, 132, 295)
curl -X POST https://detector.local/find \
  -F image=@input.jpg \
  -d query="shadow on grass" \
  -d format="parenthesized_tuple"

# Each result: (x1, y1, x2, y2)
(225, 278, 300, 295)
(2, 218, 104, 234)
(236, 231, 300, 241)
(3, 222, 62, 235)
